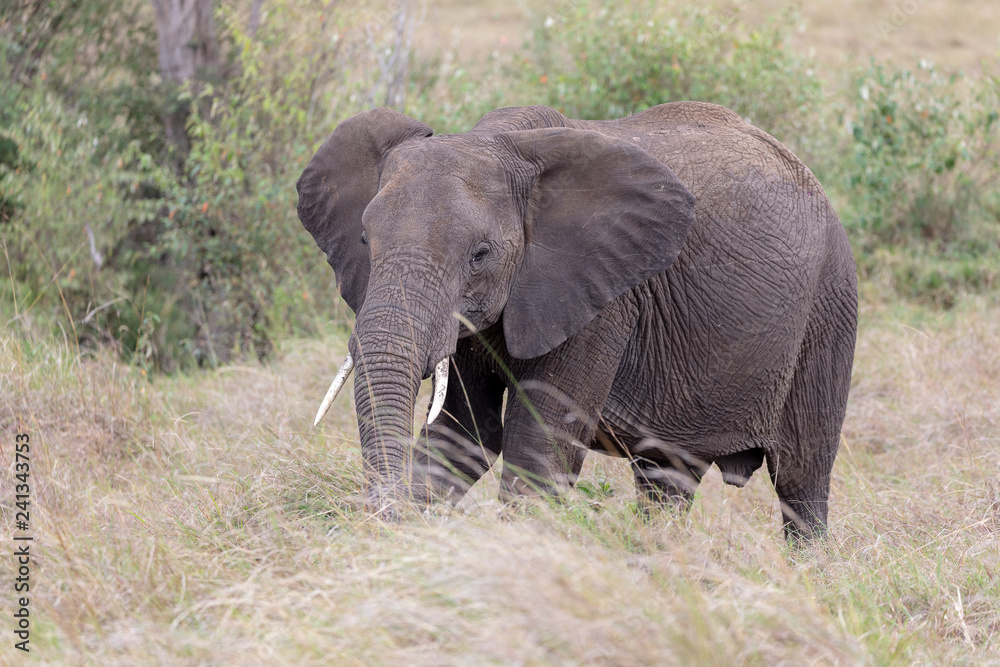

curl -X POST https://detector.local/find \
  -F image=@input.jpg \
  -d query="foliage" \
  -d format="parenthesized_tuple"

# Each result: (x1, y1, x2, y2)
(408, 1, 825, 152)
(842, 62, 1000, 303)
(844, 62, 1000, 248)
(1, 0, 164, 152)
(122, 0, 357, 369)
(0, 0, 370, 370)
(524, 1, 824, 154)
(1, 85, 168, 347)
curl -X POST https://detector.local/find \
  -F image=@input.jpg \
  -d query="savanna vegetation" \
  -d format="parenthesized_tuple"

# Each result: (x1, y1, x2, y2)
(2, 0, 998, 663)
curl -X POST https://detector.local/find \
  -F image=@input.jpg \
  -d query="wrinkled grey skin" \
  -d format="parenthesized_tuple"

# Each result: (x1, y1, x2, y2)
(297, 102, 857, 540)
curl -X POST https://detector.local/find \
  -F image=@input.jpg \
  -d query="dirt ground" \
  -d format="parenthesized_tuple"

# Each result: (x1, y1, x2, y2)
(411, 0, 1000, 74)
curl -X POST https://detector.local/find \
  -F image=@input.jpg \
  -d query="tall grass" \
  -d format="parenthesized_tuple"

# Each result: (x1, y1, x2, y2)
(3, 292, 998, 663)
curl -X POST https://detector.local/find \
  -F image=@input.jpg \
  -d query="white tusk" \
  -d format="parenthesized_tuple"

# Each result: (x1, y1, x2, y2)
(313, 354, 355, 426)
(427, 357, 450, 425)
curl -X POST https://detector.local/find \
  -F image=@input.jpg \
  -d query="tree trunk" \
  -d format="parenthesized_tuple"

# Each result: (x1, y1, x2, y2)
(247, 0, 264, 38)
(149, 0, 219, 154)
(366, 0, 414, 111)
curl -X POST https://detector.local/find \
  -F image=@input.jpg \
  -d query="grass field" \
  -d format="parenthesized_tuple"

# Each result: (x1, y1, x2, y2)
(3, 292, 999, 663)
(3, 0, 1000, 663)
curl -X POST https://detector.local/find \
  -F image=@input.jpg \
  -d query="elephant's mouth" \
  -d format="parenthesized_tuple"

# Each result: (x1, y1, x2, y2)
(454, 307, 497, 338)
(456, 312, 481, 337)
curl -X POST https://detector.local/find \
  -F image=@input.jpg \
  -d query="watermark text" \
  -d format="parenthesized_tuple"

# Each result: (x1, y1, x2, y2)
(12, 432, 32, 653)
(878, 0, 927, 37)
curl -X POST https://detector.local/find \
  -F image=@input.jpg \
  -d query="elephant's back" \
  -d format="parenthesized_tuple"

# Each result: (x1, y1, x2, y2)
(572, 101, 831, 213)
(574, 101, 848, 303)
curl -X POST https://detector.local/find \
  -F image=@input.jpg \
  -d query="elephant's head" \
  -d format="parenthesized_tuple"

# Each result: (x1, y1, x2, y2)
(297, 107, 695, 514)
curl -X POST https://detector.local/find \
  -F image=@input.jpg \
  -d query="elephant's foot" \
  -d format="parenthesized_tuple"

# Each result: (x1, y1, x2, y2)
(767, 450, 833, 543)
(777, 492, 829, 543)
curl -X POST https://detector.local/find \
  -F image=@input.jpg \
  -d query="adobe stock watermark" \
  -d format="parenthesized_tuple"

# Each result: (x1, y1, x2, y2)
(878, 0, 927, 37)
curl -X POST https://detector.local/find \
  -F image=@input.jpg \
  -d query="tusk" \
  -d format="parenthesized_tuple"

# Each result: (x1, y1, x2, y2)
(313, 354, 355, 426)
(426, 357, 450, 425)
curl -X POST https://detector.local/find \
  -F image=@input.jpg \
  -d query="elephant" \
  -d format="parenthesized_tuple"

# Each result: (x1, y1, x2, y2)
(296, 102, 858, 541)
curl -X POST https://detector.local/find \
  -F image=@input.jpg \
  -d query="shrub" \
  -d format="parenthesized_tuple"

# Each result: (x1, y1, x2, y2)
(0, 85, 168, 340)
(841, 62, 1000, 303)
(1, 0, 374, 370)
(844, 62, 1000, 251)
(523, 1, 824, 155)
(132, 2, 356, 368)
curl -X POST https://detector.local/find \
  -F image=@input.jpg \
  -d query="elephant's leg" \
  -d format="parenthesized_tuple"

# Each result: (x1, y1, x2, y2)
(414, 353, 506, 504)
(772, 291, 856, 541)
(498, 316, 628, 501)
(631, 455, 709, 512)
(498, 379, 592, 499)
(767, 456, 832, 542)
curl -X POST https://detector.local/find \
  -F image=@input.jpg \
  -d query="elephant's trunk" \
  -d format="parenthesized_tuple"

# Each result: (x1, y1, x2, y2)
(351, 336, 422, 514)
(348, 272, 458, 515)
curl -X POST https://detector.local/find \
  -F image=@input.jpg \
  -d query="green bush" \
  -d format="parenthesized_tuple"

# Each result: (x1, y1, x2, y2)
(138, 3, 354, 368)
(523, 1, 824, 154)
(844, 62, 1000, 250)
(841, 62, 1000, 303)
(410, 1, 826, 156)
(2, 0, 365, 370)
(0, 85, 167, 333)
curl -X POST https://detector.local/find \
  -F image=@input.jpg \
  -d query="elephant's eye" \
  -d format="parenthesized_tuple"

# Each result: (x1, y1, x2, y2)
(360, 231, 368, 245)
(471, 246, 489, 266)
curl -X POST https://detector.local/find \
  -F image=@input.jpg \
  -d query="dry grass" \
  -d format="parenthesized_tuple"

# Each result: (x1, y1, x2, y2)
(411, 0, 1000, 74)
(2, 292, 999, 664)
(721, 0, 1000, 74)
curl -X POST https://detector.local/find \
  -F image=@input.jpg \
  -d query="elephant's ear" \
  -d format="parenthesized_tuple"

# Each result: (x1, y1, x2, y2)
(499, 127, 696, 359)
(296, 109, 432, 313)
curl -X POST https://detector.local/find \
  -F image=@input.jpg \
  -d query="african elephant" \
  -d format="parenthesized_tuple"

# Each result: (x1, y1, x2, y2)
(297, 102, 857, 540)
